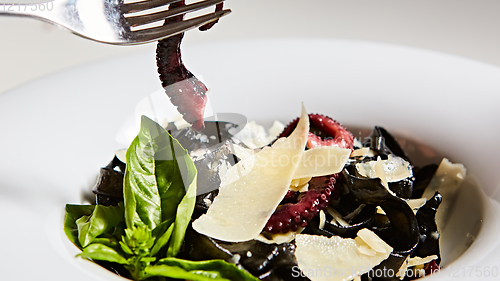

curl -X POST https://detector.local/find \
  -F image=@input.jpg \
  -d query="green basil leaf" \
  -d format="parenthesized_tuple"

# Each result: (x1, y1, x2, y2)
(78, 243, 129, 265)
(150, 116, 198, 257)
(151, 217, 174, 240)
(145, 264, 230, 281)
(64, 204, 96, 248)
(119, 240, 134, 256)
(145, 258, 259, 281)
(160, 132, 197, 257)
(151, 222, 175, 257)
(124, 116, 197, 256)
(153, 118, 196, 225)
(124, 116, 188, 229)
(76, 204, 123, 247)
(92, 237, 120, 250)
(124, 116, 163, 229)
(167, 163, 196, 257)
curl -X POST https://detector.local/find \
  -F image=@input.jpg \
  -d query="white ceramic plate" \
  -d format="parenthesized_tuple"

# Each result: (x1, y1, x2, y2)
(0, 39, 499, 280)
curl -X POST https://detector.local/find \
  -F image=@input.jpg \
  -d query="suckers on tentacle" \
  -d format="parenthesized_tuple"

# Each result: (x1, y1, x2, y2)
(264, 175, 340, 234)
(279, 113, 354, 150)
(264, 114, 354, 234)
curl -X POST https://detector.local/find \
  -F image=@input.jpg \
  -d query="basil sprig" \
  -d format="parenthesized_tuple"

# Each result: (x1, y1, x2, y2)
(64, 116, 258, 281)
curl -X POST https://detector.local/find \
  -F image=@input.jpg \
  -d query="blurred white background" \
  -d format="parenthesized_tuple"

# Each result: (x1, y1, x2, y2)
(1, 0, 500, 94)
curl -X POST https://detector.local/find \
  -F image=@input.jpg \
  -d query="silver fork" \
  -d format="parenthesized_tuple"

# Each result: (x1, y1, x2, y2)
(0, 0, 231, 45)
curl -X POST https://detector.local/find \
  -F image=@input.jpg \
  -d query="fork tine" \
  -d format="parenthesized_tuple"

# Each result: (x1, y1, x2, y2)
(122, 0, 181, 14)
(126, 0, 224, 28)
(132, 9, 231, 43)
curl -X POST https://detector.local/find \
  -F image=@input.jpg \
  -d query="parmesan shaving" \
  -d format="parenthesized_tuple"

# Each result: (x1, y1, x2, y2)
(268, 120, 285, 138)
(327, 207, 350, 227)
(405, 198, 427, 214)
(293, 146, 351, 179)
(290, 183, 309, 193)
(115, 149, 127, 164)
(295, 230, 392, 281)
(376, 206, 386, 215)
(319, 210, 326, 229)
(357, 243, 377, 256)
(192, 105, 310, 242)
(396, 257, 410, 279)
(396, 255, 438, 279)
(407, 255, 438, 267)
(356, 155, 412, 184)
(356, 228, 391, 254)
(229, 120, 285, 149)
(353, 138, 363, 149)
(350, 147, 375, 158)
(422, 158, 466, 230)
(375, 156, 389, 188)
(290, 177, 311, 192)
(231, 144, 255, 161)
(291, 177, 311, 187)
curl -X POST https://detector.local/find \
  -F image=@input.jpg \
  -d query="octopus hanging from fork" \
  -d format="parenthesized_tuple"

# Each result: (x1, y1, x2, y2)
(156, 0, 225, 131)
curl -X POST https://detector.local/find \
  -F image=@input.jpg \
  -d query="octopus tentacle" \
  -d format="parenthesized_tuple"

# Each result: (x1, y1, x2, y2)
(278, 114, 354, 150)
(156, 32, 208, 131)
(264, 114, 353, 234)
(198, 3, 224, 31)
(264, 175, 339, 234)
(281, 190, 300, 204)
(156, 1, 224, 131)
